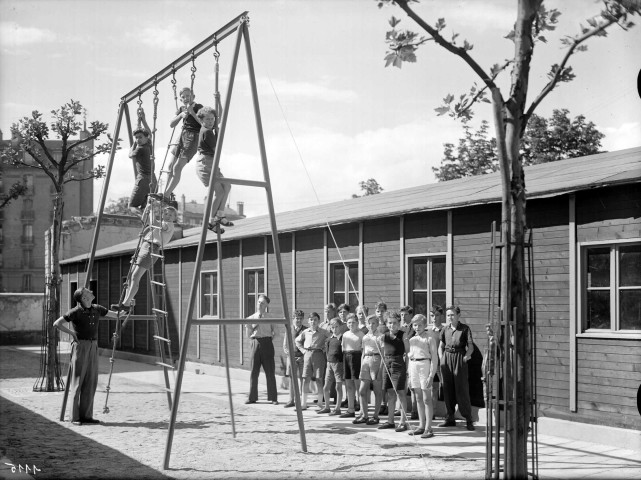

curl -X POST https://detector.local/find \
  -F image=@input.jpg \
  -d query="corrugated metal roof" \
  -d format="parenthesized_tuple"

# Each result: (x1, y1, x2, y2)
(62, 146, 641, 264)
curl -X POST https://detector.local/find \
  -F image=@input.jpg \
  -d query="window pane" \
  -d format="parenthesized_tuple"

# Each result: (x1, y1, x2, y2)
(587, 290, 610, 329)
(202, 296, 211, 316)
(348, 265, 359, 290)
(257, 271, 264, 292)
(333, 266, 345, 291)
(412, 260, 427, 290)
(348, 293, 359, 312)
(411, 292, 427, 316)
(432, 258, 446, 290)
(619, 245, 641, 287)
(246, 294, 255, 316)
(247, 272, 255, 291)
(211, 296, 218, 317)
(620, 290, 641, 330)
(432, 292, 447, 312)
(587, 248, 610, 288)
(333, 293, 345, 307)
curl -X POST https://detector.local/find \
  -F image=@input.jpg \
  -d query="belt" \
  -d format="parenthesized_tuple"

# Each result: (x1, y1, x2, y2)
(307, 348, 323, 352)
(252, 336, 272, 340)
(410, 357, 429, 361)
(445, 347, 465, 353)
(363, 353, 380, 357)
(384, 355, 404, 359)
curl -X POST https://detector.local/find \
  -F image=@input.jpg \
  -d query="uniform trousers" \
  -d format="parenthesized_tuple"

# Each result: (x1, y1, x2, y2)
(440, 351, 472, 421)
(69, 339, 99, 422)
(249, 337, 278, 402)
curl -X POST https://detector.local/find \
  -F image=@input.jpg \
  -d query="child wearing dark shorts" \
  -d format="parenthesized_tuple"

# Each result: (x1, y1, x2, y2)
(319, 318, 344, 415)
(378, 311, 409, 432)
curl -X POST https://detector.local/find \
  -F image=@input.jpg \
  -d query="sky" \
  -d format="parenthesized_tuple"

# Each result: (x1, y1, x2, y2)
(1, 0, 640, 218)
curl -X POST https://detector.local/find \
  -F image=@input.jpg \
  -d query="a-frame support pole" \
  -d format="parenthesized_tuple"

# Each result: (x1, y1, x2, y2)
(163, 19, 245, 470)
(59, 101, 130, 421)
(243, 25, 307, 452)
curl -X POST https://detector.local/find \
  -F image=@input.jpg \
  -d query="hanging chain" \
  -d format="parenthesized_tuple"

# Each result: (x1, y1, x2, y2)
(213, 42, 221, 124)
(151, 79, 159, 161)
(136, 90, 144, 127)
(170, 66, 178, 110)
(189, 51, 197, 96)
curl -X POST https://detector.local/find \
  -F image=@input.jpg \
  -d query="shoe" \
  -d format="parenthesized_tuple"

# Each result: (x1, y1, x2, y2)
(81, 418, 101, 424)
(317, 407, 331, 414)
(213, 216, 234, 227)
(271, 401, 279, 405)
(408, 428, 425, 436)
(329, 409, 341, 416)
(366, 417, 380, 425)
(421, 429, 435, 438)
(148, 193, 165, 202)
(395, 423, 408, 432)
(207, 223, 225, 234)
(245, 400, 256, 404)
(466, 422, 476, 431)
(300, 405, 308, 411)
(110, 303, 130, 313)
(411, 412, 419, 420)
(377, 422, 395, 430)
(394, 409, 401, 416)
(353, 416, 368, 424)
(339, 411, 356, 418)
(340, 399, 349, 408)
(439, 420, 456, 427)
(283, 401, 295, 408)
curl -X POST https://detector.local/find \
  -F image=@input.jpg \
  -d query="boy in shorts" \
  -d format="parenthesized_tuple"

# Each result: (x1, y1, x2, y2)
(193, 106, 232, 234)
(407, 314, 438, 438)
(283, 309, 307, 408)
(111, 206, 178, 313)
(128, 126, 156, 218)
(377, 311, 409, 432)
(163, 87, 203, 197)
(318, 318, 344, 415)
(296, 312, 329, 410)
(341, 313, 364, 418)
(353, 315, 383, 425)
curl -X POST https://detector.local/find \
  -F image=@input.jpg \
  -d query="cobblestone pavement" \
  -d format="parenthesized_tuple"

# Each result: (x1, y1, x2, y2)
(1, 346, 640, 479)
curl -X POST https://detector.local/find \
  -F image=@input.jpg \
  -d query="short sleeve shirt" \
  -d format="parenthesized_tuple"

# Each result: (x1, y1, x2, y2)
(63, 304, 107, 340)
(342, 330, 364, 352)
(130, 143, 152, 177)
(177, 103, 203, 132)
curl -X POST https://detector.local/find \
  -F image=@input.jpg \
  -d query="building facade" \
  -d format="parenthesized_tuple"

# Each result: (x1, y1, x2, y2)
(60, 148, 641, 431)
(1, 130, 94, 292)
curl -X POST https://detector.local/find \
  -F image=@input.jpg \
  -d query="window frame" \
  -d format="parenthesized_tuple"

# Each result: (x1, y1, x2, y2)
(406, 253, 448, 316)
(200, 270, 219, 318)
(578, 239, 641, 338)
(328, 259, 360, 311)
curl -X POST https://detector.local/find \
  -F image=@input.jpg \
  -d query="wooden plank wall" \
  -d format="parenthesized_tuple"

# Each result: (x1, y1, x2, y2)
(362, 217, 401, 307)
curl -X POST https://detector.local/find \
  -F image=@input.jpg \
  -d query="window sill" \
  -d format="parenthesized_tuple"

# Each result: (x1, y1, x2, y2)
(577, 331, 641, 340)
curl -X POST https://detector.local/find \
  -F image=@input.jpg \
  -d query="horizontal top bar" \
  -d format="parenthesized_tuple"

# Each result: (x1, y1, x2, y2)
(121, 12, 249, 104)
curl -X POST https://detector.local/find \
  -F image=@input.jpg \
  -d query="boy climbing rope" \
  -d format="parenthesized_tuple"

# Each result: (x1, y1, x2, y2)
(194, 106, 233, 234)
(159, 87, 202, 200)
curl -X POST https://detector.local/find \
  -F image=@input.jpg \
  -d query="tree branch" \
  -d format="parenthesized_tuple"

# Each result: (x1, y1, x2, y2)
(524, 11, 624, 120)
(395, 0, 496, 89)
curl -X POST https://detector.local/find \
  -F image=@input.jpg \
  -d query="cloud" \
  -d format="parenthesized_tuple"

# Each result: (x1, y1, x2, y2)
(258, 77, 359, 103)
(126, 22, 194, 51)
(600, 122, 641, 151)
(0, 21, 56, 50)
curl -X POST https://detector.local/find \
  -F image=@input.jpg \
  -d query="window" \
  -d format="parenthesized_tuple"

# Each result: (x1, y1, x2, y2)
(22, 274, 32, 292)
(329, 261, 359, 312)
(24, 174, 34, 195)
(22, 249, 32, 269)
(23, 224, 33, 240)
(244, 269, 264, 316)
(583, 242, 641, 331)
(408, 256, 447, 315)
(201, 271, 218, 317)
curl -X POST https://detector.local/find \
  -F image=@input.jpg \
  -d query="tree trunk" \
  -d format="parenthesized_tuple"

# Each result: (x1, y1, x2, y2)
(44, 191, 65, 391)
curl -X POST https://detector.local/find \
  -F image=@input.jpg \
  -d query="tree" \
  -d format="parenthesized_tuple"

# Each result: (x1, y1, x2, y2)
(434, 109, 605, 181)
(377, 1, 639, 477)
(352, 178, 384, 198)
(0, 100, 113, 391)
(104, 196, 137, 215)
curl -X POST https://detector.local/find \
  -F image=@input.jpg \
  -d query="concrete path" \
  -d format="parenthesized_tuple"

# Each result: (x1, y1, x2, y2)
(1, 345, 639, 479)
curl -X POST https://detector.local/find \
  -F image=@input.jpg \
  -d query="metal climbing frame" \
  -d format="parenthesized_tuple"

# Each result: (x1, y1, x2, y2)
(485, 221, 539, 479)
(63, 11, 307, 469)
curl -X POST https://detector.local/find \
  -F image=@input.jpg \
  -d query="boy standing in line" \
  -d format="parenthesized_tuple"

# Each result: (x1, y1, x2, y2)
(283, 309, 307, 408)
(318, 318, 345, 415)
(296, 312, 329, 410)
(341, 313, 364, 418)
(353, 315, 383, 425)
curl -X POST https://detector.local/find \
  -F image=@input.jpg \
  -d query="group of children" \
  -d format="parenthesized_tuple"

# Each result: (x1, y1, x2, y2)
(286, 302, 441, 439)
(127, 87, 232, 234)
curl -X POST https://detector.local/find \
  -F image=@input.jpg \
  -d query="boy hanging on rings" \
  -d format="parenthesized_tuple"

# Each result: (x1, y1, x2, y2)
(158, 87, 202, 201)
(194, 106, 233, 233)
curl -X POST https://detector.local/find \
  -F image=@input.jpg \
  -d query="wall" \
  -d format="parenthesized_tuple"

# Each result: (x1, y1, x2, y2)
(0, 293, 43, 344)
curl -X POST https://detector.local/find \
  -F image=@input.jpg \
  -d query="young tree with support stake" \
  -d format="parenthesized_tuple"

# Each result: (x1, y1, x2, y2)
(376, 0, 640, 477)
(0, 100, 113, 391)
